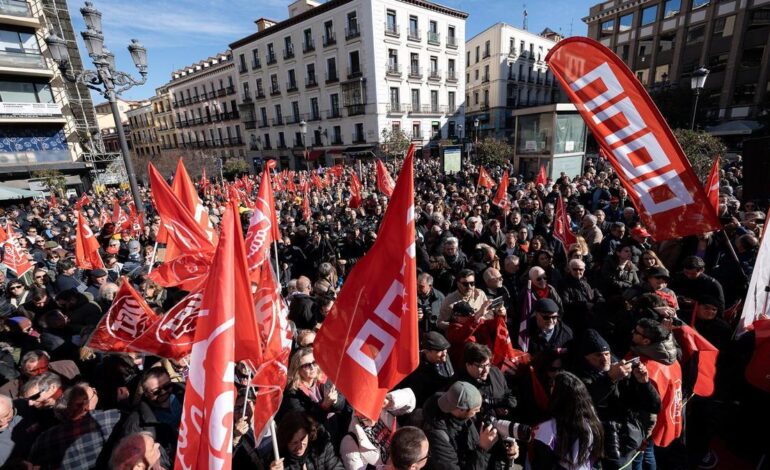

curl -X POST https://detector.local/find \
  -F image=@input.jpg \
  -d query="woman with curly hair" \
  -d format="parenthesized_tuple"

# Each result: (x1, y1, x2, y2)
(268, 410, 343, 470)
(529, 371, 604, 470)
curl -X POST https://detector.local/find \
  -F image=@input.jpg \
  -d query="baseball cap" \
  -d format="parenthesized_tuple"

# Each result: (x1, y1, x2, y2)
(423, 331, 450, 351)
(631, 226, 651, 238)
(452, 301, 475, 317)
(438, 381, 482, 413)
(533, 298, 559, 314)
(644, 266, 670, 280)
(579, 329, 610, 356)
(682, 256, 705, 270)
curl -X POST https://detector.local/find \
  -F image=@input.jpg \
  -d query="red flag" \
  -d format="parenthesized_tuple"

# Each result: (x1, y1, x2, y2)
(87, 278, 158, 352)
(75, 212, 104, 270)
(375, 160, 395, 197)
(644, 358, 683, 447)
(329, 164, 344, 178)
(148, 252, 212, 292)
(546, 37, 721, 241)
(529, 366, 549, 411)
(130, 290, 203, 360)
(245, 168, 281, 275)
(127, 203, 145, 238)
(477, 166, 495, 189)
(0, 223, 33, 278)
(315, 145, 419, 421)
(301, 181, 311, 221)
(349, 171, 363, 209)
(175, 206, 244, 470)
(199, 167, 210, 191)
(149, 163, 215, 260)
(112, 200, 130, 230)
(75, 193, 92, 210)
(492, 171, 509, 207)
(98, 207, 110, 228)
(673, 324, 719, 397)
(535, 165, 547, 186)
(49, 192, 57, 209)
(553, 195, 576, 251)
(705, 157, 720, 215)
(311, 172, 324, 190)
(491, 316, 529, 371)
(745, 319, 770, 393)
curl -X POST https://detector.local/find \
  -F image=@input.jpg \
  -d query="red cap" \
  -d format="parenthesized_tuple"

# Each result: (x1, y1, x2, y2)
(632, 226, 651, 238)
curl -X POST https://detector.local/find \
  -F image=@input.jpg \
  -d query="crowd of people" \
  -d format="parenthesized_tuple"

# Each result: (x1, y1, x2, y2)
(0, 154, 767, 470)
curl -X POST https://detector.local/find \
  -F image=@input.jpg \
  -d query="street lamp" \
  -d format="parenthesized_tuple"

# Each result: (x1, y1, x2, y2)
(45, 1, 148, 212)
(474, 117, 480, 143)
(690, 67, 709, 131)
(299, 119, 308, 171)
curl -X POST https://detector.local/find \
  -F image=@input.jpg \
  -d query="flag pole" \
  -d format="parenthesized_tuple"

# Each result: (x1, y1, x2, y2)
(269, 418, 280, 460)
(242, 367, 253, 419)
(147, 241, 159, 274)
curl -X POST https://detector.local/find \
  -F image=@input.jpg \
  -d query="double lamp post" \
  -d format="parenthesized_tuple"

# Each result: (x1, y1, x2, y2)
(45, 1, 148, 212)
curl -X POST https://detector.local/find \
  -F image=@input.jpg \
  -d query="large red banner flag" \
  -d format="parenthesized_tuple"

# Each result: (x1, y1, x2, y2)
(244, 167, 281, 276)
(75, 212, 105, 270)
(492, 171, 510, 207)
(87, 278, 158, 353)
(175, 205, 240, 470)
(0, 223, 33, 278)
(478, 166, 495, 189)
(349, 170, 363, 209)
(130, 289, 203, 360)
(553, 194, 576, 251)
(546, 38, 720, 240)
(112, 200, 130, 230)
(705, 157, 720, 215)
(673, 324, 718, 397)
(375, 159, 396, 197)
(315, 144, 419, 422)
(535, 165, 547, 186)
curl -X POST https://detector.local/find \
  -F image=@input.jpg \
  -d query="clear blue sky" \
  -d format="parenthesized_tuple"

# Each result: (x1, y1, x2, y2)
(70, 0, 596, 102)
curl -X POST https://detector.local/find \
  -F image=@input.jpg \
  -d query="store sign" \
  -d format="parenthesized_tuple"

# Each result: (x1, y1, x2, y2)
(0, 102, 62, 118)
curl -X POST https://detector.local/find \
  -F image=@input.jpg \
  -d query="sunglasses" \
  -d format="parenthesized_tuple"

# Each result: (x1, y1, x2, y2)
(459, 281, 474, 287)
(10, 285, 23, 290)
(300, 361, 317, 370)
(536, 276, 547, 281)
(147, 383, 173, 397)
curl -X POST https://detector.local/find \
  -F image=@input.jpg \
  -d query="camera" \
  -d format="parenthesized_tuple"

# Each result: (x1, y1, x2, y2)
(481, 415, 533, 442)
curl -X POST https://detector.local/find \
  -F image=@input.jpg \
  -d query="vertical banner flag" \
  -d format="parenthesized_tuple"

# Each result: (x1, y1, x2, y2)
(737, 221, 770, 336)
(546, 37, 721, 240)
(535, 165, 547, 186)
(705, 157, 720, 215)
(75, 212, 105, 270)
(375, 160, 396, 197)
(493, 171, 510, 207)
(0, 223, 33, 278)
(553, 195, 576, 251)
(349, 171, 363, 209)
(315, 144, 419, 421)
(478, 166, 496, 189)
(87, 278, 158, 353)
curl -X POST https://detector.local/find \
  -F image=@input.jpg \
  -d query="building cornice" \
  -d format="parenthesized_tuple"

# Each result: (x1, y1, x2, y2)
(168, 63, 235, 89)
(582, 0, 651, 24)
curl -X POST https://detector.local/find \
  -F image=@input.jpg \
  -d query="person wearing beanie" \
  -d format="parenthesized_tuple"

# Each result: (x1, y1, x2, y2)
(421, 381, 501, 470)
(575, 329, 661, 468)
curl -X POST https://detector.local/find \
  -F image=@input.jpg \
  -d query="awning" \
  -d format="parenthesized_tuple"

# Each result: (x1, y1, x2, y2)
(343, 145, 376, 158)
(706, 120, 763, 136)
(0, 183, 43, 201)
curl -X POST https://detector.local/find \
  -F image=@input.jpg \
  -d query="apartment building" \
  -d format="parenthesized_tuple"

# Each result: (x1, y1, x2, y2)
(151, 86, 177, 161)
(0, 0, 100, 189)
(95, 98, 140, 153)
(126, 101, 156, 168)
(583, 0, 770, 133)
(465, 24, 562, 141)
(167, 52, 246, 166)
(230, 0, 467, 169)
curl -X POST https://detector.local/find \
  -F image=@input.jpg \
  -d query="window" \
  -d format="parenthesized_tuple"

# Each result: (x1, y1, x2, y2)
(733, 83, 756, 105)
(616, 44, 630, 61)
(411, 89, 420, 108)
(483, 64, 489, 81)
(638, 40, 654, 59)
(354, 123, 364, 142)
(279, 132, 285, 148)
(307, 63, 316, 83)
(713, 15, 735, 37)
(274, 104, 282, 123)
(658, 33, 676, 52)
(333, 125, 341, 143)
(654, 64, 670, 83)
(0, 80, 53, 103)
(475, 45, 479, 63)
(448, 25, 456, 45)
(238, 54, 247, 72)
(409, 15, 419, 38)
(663, 0, 681, 18)
(284, 36, 293, 57)
(288, 69, 297, 88)
(430, 56, 438, 74)
(260, 107, 268, 124)
(466, 51, 470, 65)
(601, 19, 615, 34)
(474, 69, 479, 80)
(292, 102, 300, 122)
(428, 20, 439, 43)
(270, 74, 279, 92)
(483, 90, 489, 106)
(327, 57, 337, 80)
(448, 91, 455, 111)
(641, 5, 658, 26)
(303, 29, 313, 49)
(473, 91, 478, 105)
(635, 69, 649, 84)
(686, 25, 705, 43)
(310, 98, 319, 119)
(708, 53, 728, 72)
(484, 40, 490, 58)
(330, 93, 339, 113)
(741, 46, 764, 68)
(619, 13, 634, 32)
(267, 43, 275, 62)
(412, 122, 420, 139)
(387, 9, 397, 32)
(691, 0, 709, 10)
(349, 51, 360, 75)
(430, 90, 439, 112)
(390, 87, 399, 106)
(0, 29, 39, 53)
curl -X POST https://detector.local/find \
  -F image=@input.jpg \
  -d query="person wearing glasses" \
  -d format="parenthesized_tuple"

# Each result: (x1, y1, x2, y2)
(525, 298, 574, 357)
(120, 367, 186, 464)
(437, 269, 488, 331)
(4, 282, 29, 310)
(457, 343, 516, 424)
(385, 426, 429, 470)
(557, 259, 603, 334)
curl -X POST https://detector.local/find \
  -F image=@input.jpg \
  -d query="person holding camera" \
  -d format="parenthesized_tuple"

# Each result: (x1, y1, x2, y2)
(457, 343, 516, 420)
(417, 273, 445, 336)
(575, 330, 661, 469)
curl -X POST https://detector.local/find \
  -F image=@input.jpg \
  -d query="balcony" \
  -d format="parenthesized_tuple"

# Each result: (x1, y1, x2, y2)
(307, 111, 321, 122)
(428, 69, 441, 81)
(385, 22, 399, 37)
(407, 29, 421, 42)
(326, 108, 342, 119)
(226, 85, 236, 95)
(508, 48, 517, 58)
(0, 49, 47, 72)
(271, 117, 284, 126)
(408, 66, 422, 79)
(286, 81, 299, 93)
(427, 31, 440, 46)
(482, 74, 490, 83)
(251, 58, 261, 70)
(286, 115, 300, 125)
(386, 103, 405, 114)
(323, 32, 336, 47)
(259, 119, 270, 128)
(283, 45, 295, 60)
(386, 63, 401, 76)
(347, 104, 366, 116)
(270, 86, 281, 96)
(277, 141, 288, 149)
(305, 76, 318, 88)
(303, 39, 315, 53)
(352, 132, 366, 144)
(242, 91, 253, 103)
(331, 136, 343, 145)
(325, 71, 339, 84)
(345, 21, 360, 40)
(267, 52, 277, 65)
(255, 89, 265, 99)
(447, 36, 458, 49)
(480, 103, 490, 111)
(347, 66, 362, 79)
(238, 63, 248, 74)
(446, 70, 458, 82)
(483, 50, 490, 59)
(409, 105, 444, 115)
(244, 119, 257, 130)
(216, 88, 227, 97)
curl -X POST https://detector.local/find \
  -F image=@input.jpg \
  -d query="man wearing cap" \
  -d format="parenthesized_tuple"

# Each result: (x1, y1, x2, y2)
(575, 329, 660, 466)
(84, 269, 109, 300)
(422, 381, 498, 470)
(628, 226, 652, 265)
(670, 256, 725, 316)
(525, 298, 574, 357)
(398, 332, 455, 409)
(623, 267, 679, 310)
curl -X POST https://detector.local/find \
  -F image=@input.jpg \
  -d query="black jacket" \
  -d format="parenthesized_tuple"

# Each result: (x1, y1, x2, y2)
(266, 431, 343, 470)
(525, 317, 574, 357)
(397, 354, 455, 407)
(457, 366, 516, 417)
(557, 276, 604, 333)
(422, 394, 491, 470)
(288, 293, 317, 330)
(120, 383, 185, 462)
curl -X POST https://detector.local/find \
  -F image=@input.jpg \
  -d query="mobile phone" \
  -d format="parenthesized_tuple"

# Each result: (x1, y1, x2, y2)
(627, 356, 641, 368)
(488, 296, 504, 310)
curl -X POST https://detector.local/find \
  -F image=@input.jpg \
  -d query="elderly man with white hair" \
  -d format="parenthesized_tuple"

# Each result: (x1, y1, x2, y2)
(519, 266, 563, 315)
(557, 259, 604, 333)
(441, 237, 467, 274)
(579, 214, 603, 250)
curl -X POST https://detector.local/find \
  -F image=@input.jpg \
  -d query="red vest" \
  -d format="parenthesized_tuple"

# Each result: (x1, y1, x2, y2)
(746, 319, 770, 393)
(644, 357, 683, 447)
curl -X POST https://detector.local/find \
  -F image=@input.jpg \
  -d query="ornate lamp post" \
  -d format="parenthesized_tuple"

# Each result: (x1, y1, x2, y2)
(689, 67, 709, 131)
(299, 119, 309, 171)
(46, 1, 148, 212)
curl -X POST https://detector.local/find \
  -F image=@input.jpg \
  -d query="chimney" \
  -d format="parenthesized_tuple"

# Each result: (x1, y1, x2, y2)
(255, 18, 276, 32)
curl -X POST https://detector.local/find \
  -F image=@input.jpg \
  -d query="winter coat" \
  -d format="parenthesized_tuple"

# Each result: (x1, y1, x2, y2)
(422, 394, 491, 470)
